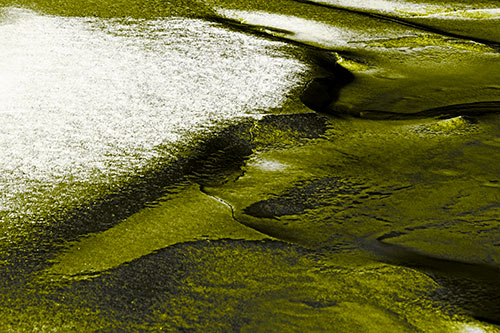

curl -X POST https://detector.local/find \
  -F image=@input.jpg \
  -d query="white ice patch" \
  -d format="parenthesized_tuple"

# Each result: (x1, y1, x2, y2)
(0, 7, 308, 217)
(419, 8, 500, 20)
(308, 0, 442, 15)
(215, 8, 420, 49)
(253, 159, 288, 172)
(308, 0, 499, 18)
(317, 0, 413, 13)
(215, 8, 360, 48)
(455, 322, 488, 333)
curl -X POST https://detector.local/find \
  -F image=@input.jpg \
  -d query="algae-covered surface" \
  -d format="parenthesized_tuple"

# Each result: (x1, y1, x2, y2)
(1, 0, 500, 331)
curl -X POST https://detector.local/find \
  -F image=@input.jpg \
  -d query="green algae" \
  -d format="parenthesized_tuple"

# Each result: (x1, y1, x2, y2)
(2, 0, 500, 330)
(203, 0, 500, 117)
(46, 184, 267, 277)
(365, 35, 496, 53)
(428, 9, 500, 19)
(331, 53, 500, 115)
(204, 113, 500, 261)
(416, 116, 477, 134)
(28, 110, 500, 330)
(409, 16, 500, 45)
(28, 103, 500, 329)
(394, 6, 456, 17)
(194, 113, 500, 326)
(3, 0, 213, 17)
(9, 240, 494, 332)
(43, 113, 330, 278)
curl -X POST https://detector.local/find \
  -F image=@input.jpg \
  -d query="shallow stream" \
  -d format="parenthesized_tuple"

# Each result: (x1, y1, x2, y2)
(1, 0, 500, 331)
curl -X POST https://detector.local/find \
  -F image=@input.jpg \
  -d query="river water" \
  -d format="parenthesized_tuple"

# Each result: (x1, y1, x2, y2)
(1, 0, 500, 331)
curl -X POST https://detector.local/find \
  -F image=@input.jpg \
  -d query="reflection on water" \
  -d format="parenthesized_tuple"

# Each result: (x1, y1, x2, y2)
(2, 0, 500, 331)
(0, 7, 308, 234)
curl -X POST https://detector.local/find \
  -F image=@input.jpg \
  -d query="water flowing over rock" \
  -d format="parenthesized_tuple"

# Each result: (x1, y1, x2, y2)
(1, 0, 500, 331)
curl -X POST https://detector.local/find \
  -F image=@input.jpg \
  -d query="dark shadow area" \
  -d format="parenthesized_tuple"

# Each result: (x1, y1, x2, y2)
(365, 239, 500, 325)
(339, 101, 500, 120)
(243, 177, 360, 218)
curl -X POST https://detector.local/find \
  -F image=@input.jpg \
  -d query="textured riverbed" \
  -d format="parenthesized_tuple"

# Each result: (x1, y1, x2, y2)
(1, 0, 500, 331)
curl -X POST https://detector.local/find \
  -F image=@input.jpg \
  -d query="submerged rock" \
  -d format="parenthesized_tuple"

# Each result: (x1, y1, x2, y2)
(243, 177, 359, 218)
(2, 0, 500, 331)
(419, 115, 477, 134)
(5, 239, 489, 331)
